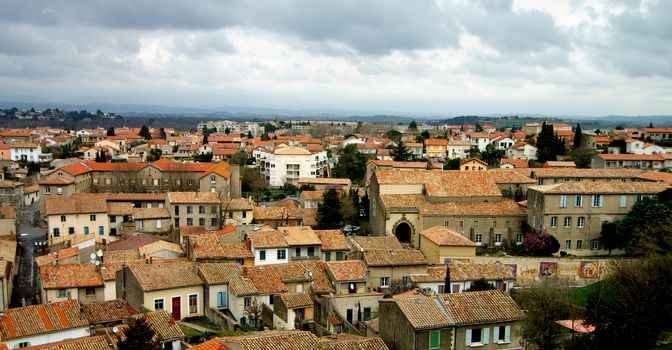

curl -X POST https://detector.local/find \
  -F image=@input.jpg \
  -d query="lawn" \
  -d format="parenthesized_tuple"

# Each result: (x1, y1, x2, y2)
(569, 280, 606, 308)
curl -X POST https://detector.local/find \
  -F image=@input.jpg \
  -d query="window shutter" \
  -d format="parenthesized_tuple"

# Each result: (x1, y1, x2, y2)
(483, 328, 490, 345)
(504, 326, 511, 343)
(493, 326, 499, 343)
(465, 329, 472, 346)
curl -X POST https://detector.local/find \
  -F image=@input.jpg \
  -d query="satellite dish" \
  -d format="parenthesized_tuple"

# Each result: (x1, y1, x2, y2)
(94, 260, 101, 266)
(90, 253, 96, 260)
(90, 259, 96, 264)
(112, 326, 119, 333)
(96, 250, 103, 257)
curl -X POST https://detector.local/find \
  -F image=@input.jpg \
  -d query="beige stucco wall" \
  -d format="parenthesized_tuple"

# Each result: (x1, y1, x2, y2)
(47, 213, 110, 240)
(419, 237, 476, 265)
(367, 265, 428, 290)
(143, 285, 204, 319)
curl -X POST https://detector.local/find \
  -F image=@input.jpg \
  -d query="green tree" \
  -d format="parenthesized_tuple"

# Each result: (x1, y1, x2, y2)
(159, 128, 167, 140)
(230, 150, 248, 165)
(317, 189, 342, 229)
(464, 278, 496, 292)
(585, 255, 672, 349)
(139, 125, 151, 140)
(443, 158, 461, 170)
(573, 123, 583, 149)
(247, 131, 253, 138)
(480, 144, 504, 166)
(536, 122, 565, 163)
(117, 315, 161, 350)
(385, 129, 402, 142)
(202, 132, 209, 144)
(390, 140, 412, 162)
(421, 130, 430, 139)
(568, 148, 595, 169)
(107, 127, 115, 136)
(332, 144, 369, 184)
(224, 127, 231, 134)
(475, 123, 484, 132)
(408, 120, 418, 130)
(261, 133, 270, 141)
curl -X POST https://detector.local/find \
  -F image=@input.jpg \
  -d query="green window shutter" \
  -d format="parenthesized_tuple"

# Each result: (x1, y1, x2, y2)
(493, 326, 499, 343)
(483, 328, 490, 345)
(505, 325, 511, 343)
(465, 329, 472, 346)
(429, 331, 440, 348)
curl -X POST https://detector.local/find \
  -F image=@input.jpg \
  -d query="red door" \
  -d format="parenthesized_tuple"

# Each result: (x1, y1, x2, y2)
(172, 297, 181, 320)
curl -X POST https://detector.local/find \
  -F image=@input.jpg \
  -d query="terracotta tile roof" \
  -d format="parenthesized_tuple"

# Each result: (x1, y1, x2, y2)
(21, 335, 111, 350)
(190, 338, 232, 350)
(315, 230, 349, 251)
(368, 160, 428, 169)
(274, 146, 312, 155)
(39, 177, 75, 185)
(244, 265, 288, 294)
(81, 299, 138, 324)
(247, 230, 288, 248)
(0, 300, 89, 340)
(180, 226, 207, 236)
(128, 261, 202, 291)
(218, 243, 253, 259)
(106, 233, 160, 251)
(167, 191, 220, 204)
(352, 236, 403, 250)
(137, 240, 184, 257)
(132, 207, 170, 219)
(84, 161, 148, 172)
(103, 249, 141, 263)
(636, 171, 672, 183)
(411, 262, 514, 283)
(40, 264, 104, 289)
(529, 182, 670, 194)
(279, 226, 322, 246)
(127, 310, 185, 341)
(439, 290, 524, 326)
(190, 233, 228, 259)
(298, 178, 351, 186)
(361, 318, 379, 333)
(380, 195, 528, 217)
(218, 330, 320, 350)
(151, 159, 218, 173)
(544, 161, 576, 168)
(300, 190, 324, 201)
(280, 292, 314, 308)
(424, 139, 448, 146)
(325, 260, 367, 282)
(200, 162, 231, 179)
(198, 263, 258, 296)
(35, 247, 79, 267)
(24, 184, 39, 194)
(319, 334, 389, 350)
(515, 167, 644, 179)
(273, 261, 333, 293)
(226, 198, 253, 211)
(363, 249, 427, 267)
(421, 226, 476, 247)
(595, 153, 664, 161)
(385, 296, 452, 330)
(59, 162, 91, 176)
(252, 207, 317, 226)
(500, 158, 528, 168)
(106, 202, 133, 216)
(45, 197, 107, 215)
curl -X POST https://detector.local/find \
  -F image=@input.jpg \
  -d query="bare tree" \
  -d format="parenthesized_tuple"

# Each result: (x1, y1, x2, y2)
(243, 298, 263, 328)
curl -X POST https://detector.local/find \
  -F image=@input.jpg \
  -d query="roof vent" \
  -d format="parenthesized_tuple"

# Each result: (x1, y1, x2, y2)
(415, 299, 422, 305)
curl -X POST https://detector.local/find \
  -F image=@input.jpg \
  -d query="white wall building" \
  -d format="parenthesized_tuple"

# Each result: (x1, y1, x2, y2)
(253, 146, 328, 187)
(10, 143, 43, 162)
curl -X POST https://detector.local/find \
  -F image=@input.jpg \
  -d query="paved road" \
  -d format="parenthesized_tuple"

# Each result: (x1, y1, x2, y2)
(10, 204, 47, 307)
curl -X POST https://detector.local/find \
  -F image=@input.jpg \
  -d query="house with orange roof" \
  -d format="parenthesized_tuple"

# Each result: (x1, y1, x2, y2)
(505, 141, 537, 160)
(642, 127, 672, 141)
(424, 139, 448, 160)
(418, 226, 476, 263)
(459, 158, 488, 171)
(253, 146, 328, 187)
(499, 158, 528, 169)
(39, 263, 105, 304)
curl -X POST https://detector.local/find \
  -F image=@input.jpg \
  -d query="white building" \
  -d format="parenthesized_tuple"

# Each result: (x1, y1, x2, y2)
(10, 143, 43, 162)
(506, 142, 538, 160)
(446, 140, 471, 159)
(253, 146, 328, 187)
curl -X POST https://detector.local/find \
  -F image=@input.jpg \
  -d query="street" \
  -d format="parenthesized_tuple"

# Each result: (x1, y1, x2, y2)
(10, 203, 46, 307)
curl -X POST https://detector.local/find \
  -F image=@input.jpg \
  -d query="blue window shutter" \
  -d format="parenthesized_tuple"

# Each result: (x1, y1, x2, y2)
(483, 328, 490, 345)
(493, 326, 499, 343)
(465, 329, 472, 346)
(505, 325, 511, 343)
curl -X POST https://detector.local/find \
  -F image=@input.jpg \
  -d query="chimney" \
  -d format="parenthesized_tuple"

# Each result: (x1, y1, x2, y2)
(149, 256, 153, 264)
(443, 265, 451, 294)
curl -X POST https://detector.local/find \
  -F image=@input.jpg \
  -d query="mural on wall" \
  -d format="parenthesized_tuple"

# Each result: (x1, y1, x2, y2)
(539, 262, 559, 276)
(443, 258, 471, 264)
(579, 261, 599, 279)
(505, 264, 518, 279)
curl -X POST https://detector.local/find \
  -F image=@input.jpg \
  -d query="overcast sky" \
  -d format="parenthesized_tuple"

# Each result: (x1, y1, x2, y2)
(0, 0, 670, 116)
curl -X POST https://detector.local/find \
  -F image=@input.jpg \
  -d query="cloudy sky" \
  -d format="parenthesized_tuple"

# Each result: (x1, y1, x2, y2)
(0, 0, 670, 116)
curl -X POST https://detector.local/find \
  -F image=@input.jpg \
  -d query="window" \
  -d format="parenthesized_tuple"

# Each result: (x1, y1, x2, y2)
(591, 239, 600, 250)
(576, 240, 583, 249)
(84, 226, 89, 235)
(98, 226, 104, 235)
(475, 234, 482, 244)
(57, 187, 63, 195)
(45, 186, 51, 194)
(494, 326, 511, 344)
(53, 228, 60, 237)
(211, 218, 218, 227)
(186, 218, 193, 226)
(259, 250, 266, 260)
(429, 331, 440, 349)
(295, 247, 301, 257)
(466, 328, 489, 346)
(187, 205, 193, 214)
(199, 218, 205, 226)
(325, 252, 331, 261)
(85, 287, 96, 295)
(550, 216, 558, 228)
(174, 206, 180, 215)
(156, 219, 162, 229)
(459, 221, 464, 228)
(336, 252, 344, 261)
(592, 195, 603, 207)
(277, 249, 286, 260)
(560, 195, 567, 208)
(564, 217, 572, 228)
(244, 296, 251, 308)
(110, 215, 116, 223)
(380, 277, 390, 288)
(505, 221, 510, 228)
(153, 178, 159, 186)
(565, 240, 571, 249)
(620, 195, 627, 208)
(242, 211, 247, 218)
(175, 218, 180, 227)
(444, 220, 449, 227)
(473, 220, 479, 228)
(363, 307, 371, 321)
(577, 216, 585, 228)
(229, 212, 233, 219)
(57, 289, 67, 298)
(402, 276, 411, 285)
(494, 234, 502, 245)
(210, 175, 216, 183)
(307, 247, 315, 257)
(18, 342, 29, 348)
(574, 195, 583, 207)
(68, 227, 75, 235)
(60, 215, 66, 222)
(154, 298, 164, 310)
(492, 220, 497, 228)
(89, 214, 96, 221)
(199, 205, 205, 214)
(188, 294, 198, 314)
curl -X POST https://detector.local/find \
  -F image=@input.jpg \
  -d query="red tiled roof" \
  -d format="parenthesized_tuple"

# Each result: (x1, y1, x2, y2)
(106, 233, 161, 251)
(0, 300, 88, 340)
(59, 162, 91, 176)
